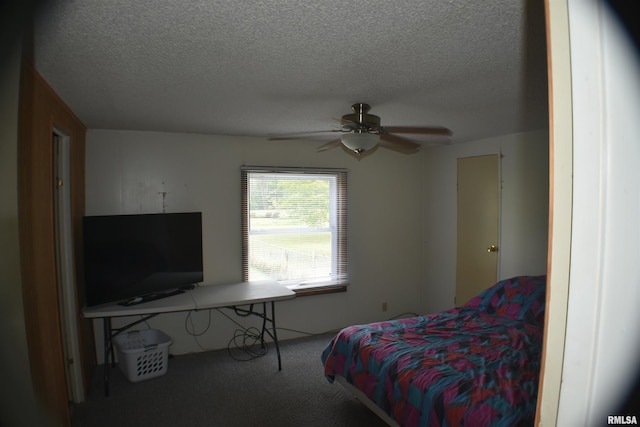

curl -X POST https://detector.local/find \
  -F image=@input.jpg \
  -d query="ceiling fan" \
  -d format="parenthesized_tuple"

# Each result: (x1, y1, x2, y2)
(268, 103, 452, 157)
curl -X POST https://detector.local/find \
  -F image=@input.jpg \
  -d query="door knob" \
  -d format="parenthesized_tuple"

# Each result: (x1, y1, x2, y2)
(487, 245, 498, 253)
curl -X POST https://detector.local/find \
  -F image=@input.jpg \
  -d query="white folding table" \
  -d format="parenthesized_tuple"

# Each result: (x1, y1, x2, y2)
(83, 281, 296, 396)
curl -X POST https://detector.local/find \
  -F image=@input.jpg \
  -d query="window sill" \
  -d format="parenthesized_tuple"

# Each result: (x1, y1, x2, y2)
(290, 284, 348, 297)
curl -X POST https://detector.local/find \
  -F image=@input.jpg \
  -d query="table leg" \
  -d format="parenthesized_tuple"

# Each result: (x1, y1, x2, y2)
(270, 301, 282, 371)
(260, 302, 267, 352)
(229, 301, 285, 370)
(103, 318, 111, 397)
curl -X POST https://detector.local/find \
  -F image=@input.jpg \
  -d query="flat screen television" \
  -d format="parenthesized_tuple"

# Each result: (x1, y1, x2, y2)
(83, 212, 203, 307)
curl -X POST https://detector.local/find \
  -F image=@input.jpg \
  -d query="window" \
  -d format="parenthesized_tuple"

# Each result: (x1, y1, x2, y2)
(241, 166, 348, 293)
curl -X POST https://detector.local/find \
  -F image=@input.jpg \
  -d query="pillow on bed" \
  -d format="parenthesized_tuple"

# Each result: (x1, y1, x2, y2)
(463, 275, 547, 324)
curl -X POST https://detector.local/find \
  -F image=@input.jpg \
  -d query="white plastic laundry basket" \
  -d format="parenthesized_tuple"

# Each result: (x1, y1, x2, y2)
(113, 329, 172, 382)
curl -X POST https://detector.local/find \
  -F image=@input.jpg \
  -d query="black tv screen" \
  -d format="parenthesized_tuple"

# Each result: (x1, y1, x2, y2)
(83, 212, 203, 307)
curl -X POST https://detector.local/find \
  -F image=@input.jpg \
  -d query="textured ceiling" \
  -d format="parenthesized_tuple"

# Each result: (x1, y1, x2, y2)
(33, 0, 548, 146)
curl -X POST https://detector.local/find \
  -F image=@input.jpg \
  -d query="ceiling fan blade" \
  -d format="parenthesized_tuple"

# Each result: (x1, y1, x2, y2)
(316, 138, 342, 152)
(268, 130, 343, 141)
(379, 133, 421, 154)
(382, 126, 452, 136)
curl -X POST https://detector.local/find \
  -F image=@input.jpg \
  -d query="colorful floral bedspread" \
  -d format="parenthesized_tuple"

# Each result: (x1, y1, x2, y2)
(321, 275, 546, 427)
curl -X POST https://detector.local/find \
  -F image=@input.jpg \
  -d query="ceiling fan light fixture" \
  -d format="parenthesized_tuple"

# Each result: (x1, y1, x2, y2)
(340, 132, 379, 154)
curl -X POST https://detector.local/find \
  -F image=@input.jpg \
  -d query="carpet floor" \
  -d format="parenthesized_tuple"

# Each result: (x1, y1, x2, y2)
(71, 332, 388, 427)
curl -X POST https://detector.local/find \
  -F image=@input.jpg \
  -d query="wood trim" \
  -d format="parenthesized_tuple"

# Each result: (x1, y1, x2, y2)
(18, 60, 92, 426)
(535, 1, 573, 425)
(293, 285, 347, 297)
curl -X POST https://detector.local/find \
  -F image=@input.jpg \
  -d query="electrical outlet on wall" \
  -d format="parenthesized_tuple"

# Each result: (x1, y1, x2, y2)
(382, 302, 388, 312)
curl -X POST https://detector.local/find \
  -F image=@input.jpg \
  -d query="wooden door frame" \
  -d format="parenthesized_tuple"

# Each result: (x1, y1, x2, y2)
(535, 0, 573, 424)
(18, 60, 94, 426)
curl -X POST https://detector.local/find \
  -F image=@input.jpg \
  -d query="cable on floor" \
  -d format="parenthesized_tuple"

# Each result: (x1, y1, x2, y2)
(184, 309, 217, 351)
(226, 326, 268, 362)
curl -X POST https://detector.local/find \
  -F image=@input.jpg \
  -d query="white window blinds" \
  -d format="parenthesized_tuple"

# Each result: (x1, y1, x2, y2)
(241, 166, 348, 289)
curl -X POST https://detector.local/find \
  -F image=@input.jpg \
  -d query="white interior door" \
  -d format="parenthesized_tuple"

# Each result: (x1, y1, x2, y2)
(455, 154, 500, 305)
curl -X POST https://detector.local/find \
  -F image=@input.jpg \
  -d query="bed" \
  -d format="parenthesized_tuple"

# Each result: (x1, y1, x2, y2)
(321, 275, 546, 427)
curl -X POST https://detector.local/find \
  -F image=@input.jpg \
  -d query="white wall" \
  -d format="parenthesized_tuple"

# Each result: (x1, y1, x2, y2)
(421, 130, 549, 314)
(85, 128, 550, 363)
(557, 1, 640, 424)
(86, 130, 425, 359)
